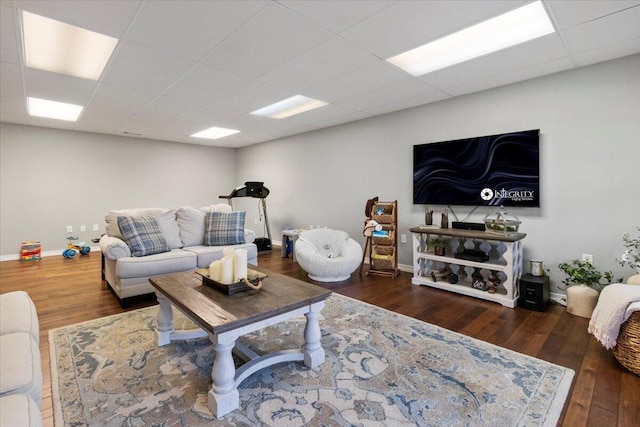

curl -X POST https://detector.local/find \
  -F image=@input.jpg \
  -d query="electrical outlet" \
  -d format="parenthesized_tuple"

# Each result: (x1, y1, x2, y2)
(400, 234, 407, 244)
(66, 225, 73, 233)
(93, 224, 99, 231)
(80, 225, 86, 232)
(582, 254, 593, 264)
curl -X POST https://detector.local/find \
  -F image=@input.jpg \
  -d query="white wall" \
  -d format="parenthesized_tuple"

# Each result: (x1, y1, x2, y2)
(0, 125, 237, 257)
(236, 55, 640, 293)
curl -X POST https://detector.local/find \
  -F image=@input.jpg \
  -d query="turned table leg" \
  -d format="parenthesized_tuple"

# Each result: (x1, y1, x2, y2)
(207, 333, 239, 418)
(303, 301, 325, 368)
(155, 292, 174, 346)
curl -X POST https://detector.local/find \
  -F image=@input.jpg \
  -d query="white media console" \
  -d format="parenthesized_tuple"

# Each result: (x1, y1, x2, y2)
(410, 227, 526, 308)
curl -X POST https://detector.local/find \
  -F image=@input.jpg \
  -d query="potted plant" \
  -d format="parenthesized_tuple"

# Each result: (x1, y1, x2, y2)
(618, 227, 640, 284)
(430, 237, 449, 256)
(557, 260, 621, 318)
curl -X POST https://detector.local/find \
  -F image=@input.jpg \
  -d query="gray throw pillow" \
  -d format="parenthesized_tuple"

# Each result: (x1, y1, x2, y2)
(204, 211, 246, 246)
(117, 215, 169, 257)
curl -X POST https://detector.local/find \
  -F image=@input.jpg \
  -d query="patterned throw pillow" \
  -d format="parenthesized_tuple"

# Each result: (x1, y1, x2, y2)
(204, 211, 246, 246)
(117, 215, 169, 257)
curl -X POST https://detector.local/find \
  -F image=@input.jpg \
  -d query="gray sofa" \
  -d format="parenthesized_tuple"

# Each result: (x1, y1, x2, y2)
(100, 206, 258, 307)
(0, 291, 42, 427)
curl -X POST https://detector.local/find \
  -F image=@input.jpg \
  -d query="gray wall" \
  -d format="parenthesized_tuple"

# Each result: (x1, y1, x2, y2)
(0, 125, 237, 257)
(1, 55, 638, 294)
(236, 55, 640, 293)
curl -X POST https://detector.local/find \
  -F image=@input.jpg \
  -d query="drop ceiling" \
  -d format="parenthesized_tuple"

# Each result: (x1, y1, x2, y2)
(1, 0, 639, 148)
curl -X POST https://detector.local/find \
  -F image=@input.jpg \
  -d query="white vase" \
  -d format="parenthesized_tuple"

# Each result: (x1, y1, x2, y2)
(566, 284, 599, 319)
(627, 274, 640, 285)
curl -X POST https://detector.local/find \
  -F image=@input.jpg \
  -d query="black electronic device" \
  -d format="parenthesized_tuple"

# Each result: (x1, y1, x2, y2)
(413, 129, 540, 207)
(452, 221, 486, 231)
(220, 181, 272, 252)
(519, 273, 549, 311)
(454, 249, 490, 262)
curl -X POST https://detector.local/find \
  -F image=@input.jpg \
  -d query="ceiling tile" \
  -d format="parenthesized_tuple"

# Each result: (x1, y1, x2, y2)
(174, 103, 245, 135)
(79, 82, 157, 125)
(201, 2, 332, 79)
(162, 64, 250, 104)
(0, 62, 25, 114)
(15, 0, 141, 38)
(573, 37, 640, 67)
(361, 90, 450, 116)
(23, 68, 98, 105)
(278, 0, 395, 34)
(547, 0, 640, 29)
(125, 1, 268, 61)
(337, 78, 437, 111)
(258, 37, 379, 93)
(283, 104, 367, 126)
(341, 0, 524, 58)
(209, 80, 294, 114)
(561, 5, 640, 55)
(446, 56, 575, 97)
(303, 61, 410, 103)
(101, 41, 196, 95)
(124, 95, 207, 130)
(0, 4, 20, 64)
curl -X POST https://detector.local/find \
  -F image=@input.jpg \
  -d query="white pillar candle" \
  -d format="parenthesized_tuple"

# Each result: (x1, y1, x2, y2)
(209, 260, 222, 281)
(223, 246, 235, 271)
(234, 249, 248, 281)
(220, 256, 234, 284)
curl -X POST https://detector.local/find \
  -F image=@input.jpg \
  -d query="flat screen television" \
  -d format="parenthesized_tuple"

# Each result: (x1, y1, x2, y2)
(413, 129, 540, 207)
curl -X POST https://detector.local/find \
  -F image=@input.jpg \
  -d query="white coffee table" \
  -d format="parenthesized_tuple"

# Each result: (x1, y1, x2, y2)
(149, 268, 331, 418)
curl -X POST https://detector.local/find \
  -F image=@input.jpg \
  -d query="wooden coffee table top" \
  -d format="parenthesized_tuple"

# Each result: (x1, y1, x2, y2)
(149, 265, 332, 335)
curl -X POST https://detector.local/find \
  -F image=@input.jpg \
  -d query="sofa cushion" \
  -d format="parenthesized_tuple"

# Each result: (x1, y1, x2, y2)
(116, 249, 197, 279)
(0, 332, 42, 405)
(204, 211, 246, 246)
(0, 291, 39, 344)
(106, 208, 182, 249)
(118, 215, 169, 257)
(0, 394, 42, 427)
(176, 206, 208, 247)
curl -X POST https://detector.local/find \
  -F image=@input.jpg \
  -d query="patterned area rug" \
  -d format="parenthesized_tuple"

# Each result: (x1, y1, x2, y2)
(50, 294, 574, 426)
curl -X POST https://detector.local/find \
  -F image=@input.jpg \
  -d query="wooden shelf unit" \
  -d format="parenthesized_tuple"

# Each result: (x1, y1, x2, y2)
(410, 227, 526, 307)
(368, 200, 399, 278)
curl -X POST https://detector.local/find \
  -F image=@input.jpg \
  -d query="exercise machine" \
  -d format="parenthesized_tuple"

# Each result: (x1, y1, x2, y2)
(220, 181, 272, 251)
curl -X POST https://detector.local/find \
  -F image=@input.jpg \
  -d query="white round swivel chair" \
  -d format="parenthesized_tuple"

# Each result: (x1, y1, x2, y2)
(295, 228, 363, 282)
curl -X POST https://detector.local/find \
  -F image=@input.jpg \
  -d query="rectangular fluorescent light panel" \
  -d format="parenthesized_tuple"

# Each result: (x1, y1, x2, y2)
(27, 97, 83, 121)
(191, 126, 240, 140)
(251, 95, 328, 119)
(22, 10, 118, 81)
(387, 1, 555, 76)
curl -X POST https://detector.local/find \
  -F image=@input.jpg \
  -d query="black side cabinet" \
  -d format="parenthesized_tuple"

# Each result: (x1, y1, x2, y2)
(519, 273, 550, 311)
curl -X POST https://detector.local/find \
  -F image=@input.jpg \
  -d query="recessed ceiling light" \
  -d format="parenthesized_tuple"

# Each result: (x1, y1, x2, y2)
(251, 95, 329, 119)
(387, 1, 555, 76)
(27, 97, 83, 121)
(21, 10, 118, 81)
(191, 126, 240, 140)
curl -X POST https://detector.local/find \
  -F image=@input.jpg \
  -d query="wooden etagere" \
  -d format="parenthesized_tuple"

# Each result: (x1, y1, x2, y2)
(367, 200, 399, 278)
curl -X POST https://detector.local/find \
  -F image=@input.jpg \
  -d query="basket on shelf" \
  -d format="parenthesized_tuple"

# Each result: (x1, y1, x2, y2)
(372, 228, 394, 246)
(371, 203, 395, 224)
(612, 311, 640, 376)
(371, 246, 395, 270)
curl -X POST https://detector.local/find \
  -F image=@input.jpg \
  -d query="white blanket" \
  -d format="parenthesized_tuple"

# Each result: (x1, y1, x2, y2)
(588, 283, 640, 349)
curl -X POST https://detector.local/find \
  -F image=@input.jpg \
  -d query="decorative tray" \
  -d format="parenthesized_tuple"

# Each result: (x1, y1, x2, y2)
(195, 268, 267, 295)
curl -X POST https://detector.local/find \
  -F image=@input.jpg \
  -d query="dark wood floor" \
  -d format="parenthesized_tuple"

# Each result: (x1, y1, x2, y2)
(1, 249, 638, 426)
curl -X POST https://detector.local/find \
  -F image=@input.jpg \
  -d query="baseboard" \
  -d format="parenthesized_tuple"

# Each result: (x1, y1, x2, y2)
(0, 245, 101, 262)
(550, 292, 567, 306)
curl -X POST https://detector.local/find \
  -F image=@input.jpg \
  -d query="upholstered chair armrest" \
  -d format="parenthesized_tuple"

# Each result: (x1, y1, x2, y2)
(244, 229, 256, 243)
(100, 235, 131, 260)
